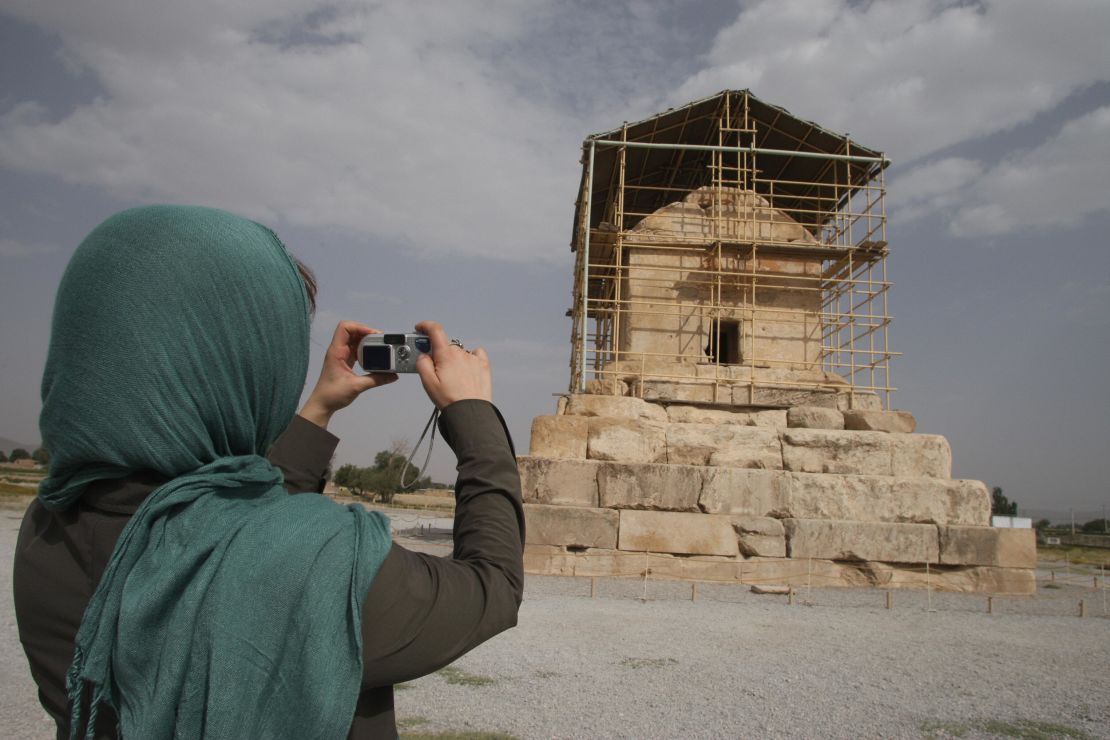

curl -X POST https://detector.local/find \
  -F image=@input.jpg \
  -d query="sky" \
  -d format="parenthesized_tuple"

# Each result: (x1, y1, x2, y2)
(1, 0, 1108, 519)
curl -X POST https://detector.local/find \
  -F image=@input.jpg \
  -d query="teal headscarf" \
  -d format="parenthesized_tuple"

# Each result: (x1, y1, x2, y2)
(38, 205, 392, 739)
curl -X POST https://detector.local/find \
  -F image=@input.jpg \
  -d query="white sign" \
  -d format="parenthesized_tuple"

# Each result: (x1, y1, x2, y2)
(992, 516, 1033, 529)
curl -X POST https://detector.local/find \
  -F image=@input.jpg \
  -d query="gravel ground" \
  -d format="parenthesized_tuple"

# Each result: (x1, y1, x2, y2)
(3, 498, 1108, 739)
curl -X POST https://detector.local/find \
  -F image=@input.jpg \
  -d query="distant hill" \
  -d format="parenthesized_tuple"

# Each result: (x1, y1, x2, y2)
(0, 436, 38, 455)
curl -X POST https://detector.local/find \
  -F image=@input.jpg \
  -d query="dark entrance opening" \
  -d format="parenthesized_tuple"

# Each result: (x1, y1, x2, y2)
(706, 318, 742, 365)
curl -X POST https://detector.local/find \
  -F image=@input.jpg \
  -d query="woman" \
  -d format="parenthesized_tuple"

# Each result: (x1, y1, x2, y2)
(13, 205, 524, 739)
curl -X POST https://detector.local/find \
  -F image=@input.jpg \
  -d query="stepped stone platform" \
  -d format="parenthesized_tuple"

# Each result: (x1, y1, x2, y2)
(520, 393, 1035, 594)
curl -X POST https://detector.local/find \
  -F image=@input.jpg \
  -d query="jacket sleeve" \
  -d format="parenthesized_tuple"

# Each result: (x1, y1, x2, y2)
(268, 414, 340, 494)
(357, 399, 524, 688)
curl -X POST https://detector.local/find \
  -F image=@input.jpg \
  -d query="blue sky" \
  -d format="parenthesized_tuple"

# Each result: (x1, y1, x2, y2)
(1, 0, 1108, 518)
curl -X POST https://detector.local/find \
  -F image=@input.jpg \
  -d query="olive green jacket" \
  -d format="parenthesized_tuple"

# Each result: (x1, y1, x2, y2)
(14, 399, 524, 739)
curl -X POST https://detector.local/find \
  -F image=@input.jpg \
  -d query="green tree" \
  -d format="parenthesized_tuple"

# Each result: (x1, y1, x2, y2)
(1033, 518, 1052, 531)
(990, 487, 1018, 517)
(0, 450, 8, 463)
(332, 464, 351, 488)
(330, 442, 431, 504)
(32, 447, 50, 466)
(9, 448, 30, 462)
(333, 464, 366, 496)
(367, 442, 430, 504)
(1081, 518, 1108, 533)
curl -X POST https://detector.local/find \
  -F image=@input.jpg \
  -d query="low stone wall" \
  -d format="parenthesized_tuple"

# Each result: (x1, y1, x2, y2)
(519, 394, 1035, 594)
(523, 544, 1036, 594)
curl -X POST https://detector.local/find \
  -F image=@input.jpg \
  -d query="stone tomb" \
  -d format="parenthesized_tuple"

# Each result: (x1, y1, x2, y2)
(520, 394, 1035, 594)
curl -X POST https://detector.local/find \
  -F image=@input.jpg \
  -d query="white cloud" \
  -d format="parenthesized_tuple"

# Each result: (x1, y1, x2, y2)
(0, 2, 584, 263)
(2, 0, 1108, 257)
(949, 106, 1110, 237)
(676, 0, 1110, 164)
(887, 105, 1110, 236)
(889, 156, 983, 223)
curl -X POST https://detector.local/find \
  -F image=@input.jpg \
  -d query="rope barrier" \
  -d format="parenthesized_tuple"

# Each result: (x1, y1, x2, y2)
(520, 549, 1110, 619)
(336, 497, 1110, 619)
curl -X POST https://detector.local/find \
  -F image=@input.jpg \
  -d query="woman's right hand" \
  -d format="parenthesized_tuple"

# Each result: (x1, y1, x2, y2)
(414, 320, 492, 410)
(299, 321, 398, 428)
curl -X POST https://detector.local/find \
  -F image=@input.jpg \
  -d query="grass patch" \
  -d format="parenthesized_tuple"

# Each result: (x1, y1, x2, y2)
(0, 464, 44, 473)
(620, 657, 678, 669)
(437, 666, 497, 687)
(0, 482, 37, 497)
(394, 682, 414, 691)
(533, 670, 559, 679)
(921, 718, 1090, 739)
(1039, 546, 1110, 567)
(398, 716, 430, 729)
(400, 732, 517, 740)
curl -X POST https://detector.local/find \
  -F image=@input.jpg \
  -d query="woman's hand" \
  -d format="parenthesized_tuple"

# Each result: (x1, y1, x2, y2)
(299, 321, 398, 429)
(414, 320, 492, 410)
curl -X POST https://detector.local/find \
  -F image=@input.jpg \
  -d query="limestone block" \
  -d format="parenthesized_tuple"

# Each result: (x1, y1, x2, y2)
(638, 380, 723, 404)
(787, 406, 845, 430)
(883, 474, 954, 525)
(529, 415, 588, 459)
(524, 504, 619, 549)
(699, 468, 787, 516)
(641, 553, 742, 581)
(940, 526, 1037, 568)
(587, 419, 667, 463)
(784, 518, 939, 563)
(695, 363, 729, 380)
(862, 562, 1035, 595)
(735, 527, 786, 558)
(843, 409, 916, 434)
(890, 434, 951, 478)
(943, 479, 991, 527)
(738, 557, 876, 588)
(618, 510, 739, 556)
(583, 378, 628, 396)
(666, 405, 751, 425)
(953, 566, 1035, 595)
(748, 409, 789, 428)
(707, 427, 783, 469)
(523, 544, 576, 576)
(750, 367, 828, 385)
(667, 423, 736, 466)
(607, 358, 698, 378)
(564, 548, 646, 578)
(781, 429, 892, 476)
(783, 473, 969, 526)
(783, 473, 894, 521)
(597, 462, 701, 511)
(742, 386, 840, 408)
(564, 393, 667, 422)
(731, 515, 785, 537)
(555, 396, 569, 415)
(836, 392, 883, 411)
(517, 456, 600, 507)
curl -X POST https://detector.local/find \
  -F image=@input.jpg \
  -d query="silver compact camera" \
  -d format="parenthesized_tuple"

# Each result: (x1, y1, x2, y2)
(358, 333, 432, 373)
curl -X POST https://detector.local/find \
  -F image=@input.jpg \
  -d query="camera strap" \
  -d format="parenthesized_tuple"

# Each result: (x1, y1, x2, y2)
(399, 406, 439, 489)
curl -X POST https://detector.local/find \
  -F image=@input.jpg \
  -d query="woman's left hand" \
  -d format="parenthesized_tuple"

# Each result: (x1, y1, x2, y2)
(299, 321, 398, 429)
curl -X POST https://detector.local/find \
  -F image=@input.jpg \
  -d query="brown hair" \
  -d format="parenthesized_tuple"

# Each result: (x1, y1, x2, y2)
(293, 258, 317, 315)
